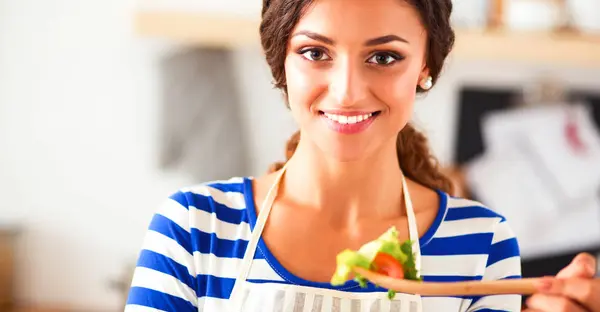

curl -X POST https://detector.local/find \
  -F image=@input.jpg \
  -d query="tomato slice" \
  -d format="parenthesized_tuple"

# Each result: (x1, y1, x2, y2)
(372, 252, 405, 279)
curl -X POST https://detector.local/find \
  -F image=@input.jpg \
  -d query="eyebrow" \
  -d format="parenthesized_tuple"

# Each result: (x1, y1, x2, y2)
(292, 31, 409, 46)
(365, 34, 409, 46)
(292, 31, 335, 45)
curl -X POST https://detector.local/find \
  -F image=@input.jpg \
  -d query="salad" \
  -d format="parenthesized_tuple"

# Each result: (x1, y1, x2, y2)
(330, 226, 421, 299)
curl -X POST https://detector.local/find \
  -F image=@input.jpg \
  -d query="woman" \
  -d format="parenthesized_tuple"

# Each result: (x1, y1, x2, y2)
(125, 0, 522, 311)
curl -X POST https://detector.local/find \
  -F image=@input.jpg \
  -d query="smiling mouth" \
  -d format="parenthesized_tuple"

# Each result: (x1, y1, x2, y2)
(318, 110, 382, 125)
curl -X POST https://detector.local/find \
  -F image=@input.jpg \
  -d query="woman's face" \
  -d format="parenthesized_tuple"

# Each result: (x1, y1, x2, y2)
(284, 0, 430, 162)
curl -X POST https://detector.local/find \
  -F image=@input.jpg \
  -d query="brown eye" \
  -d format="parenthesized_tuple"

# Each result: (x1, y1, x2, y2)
(300, 48, 331, 61)
(367, 52, 403, 66)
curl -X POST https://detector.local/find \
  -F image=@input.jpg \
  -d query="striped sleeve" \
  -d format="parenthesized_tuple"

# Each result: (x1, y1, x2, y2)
(467, 219, 522, 312)
(125, 192, 199, 312)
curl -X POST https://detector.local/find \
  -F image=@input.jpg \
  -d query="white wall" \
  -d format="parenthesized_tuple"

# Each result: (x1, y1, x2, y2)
(2, 0, 600, 311)
(231, 47, 298, 175)
(0, 0, 192, 310)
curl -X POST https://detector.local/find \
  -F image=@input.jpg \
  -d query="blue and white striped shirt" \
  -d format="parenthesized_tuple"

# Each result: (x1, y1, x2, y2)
(125, 177, 522, 311)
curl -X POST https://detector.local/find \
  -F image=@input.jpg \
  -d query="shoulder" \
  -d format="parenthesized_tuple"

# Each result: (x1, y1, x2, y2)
(150, 176, 253, 243)
(428, 193, 521, 277)
(442, 194, 512, 231)
(142, 177, 255, 269)
(159, 177, 252, 219)
(429, 192, 520, 255)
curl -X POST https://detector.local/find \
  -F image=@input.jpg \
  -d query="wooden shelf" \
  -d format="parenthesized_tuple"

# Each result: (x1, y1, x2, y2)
(134, 11, 261, 48)
(10, 307, 72, 312)
(134, 11, 600, 67)
(451, 29, 600, 67)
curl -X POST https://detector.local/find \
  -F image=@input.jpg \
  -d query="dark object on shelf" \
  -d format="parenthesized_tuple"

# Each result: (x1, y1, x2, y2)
(571, 90, 600, 127)
(453, 87, 516, 166)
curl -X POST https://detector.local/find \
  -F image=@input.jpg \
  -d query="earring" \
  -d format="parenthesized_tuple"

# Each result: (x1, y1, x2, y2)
(420, 76, 433, 90)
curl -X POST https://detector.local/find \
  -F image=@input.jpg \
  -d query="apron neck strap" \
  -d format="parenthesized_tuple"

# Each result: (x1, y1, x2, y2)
(233, 163, 289, 284)
(402, 174, 422, 278)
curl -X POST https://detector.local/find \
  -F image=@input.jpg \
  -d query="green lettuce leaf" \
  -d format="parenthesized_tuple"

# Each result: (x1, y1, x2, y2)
(400, 240, 422, 281)
(330, 226, 422, 291)
(330, 249, 372, 286)
(388, 289, 397, 300)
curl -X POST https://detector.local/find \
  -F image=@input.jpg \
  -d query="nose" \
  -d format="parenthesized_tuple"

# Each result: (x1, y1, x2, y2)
(328, 59, 369, 107)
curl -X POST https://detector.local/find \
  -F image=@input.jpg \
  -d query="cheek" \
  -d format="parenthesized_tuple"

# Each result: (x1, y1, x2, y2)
(373, 71, 418, 117)
(284, 56, 327, 113)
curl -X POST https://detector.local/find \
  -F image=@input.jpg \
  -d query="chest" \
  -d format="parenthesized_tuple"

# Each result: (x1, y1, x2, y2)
(260, 205, 423, 284)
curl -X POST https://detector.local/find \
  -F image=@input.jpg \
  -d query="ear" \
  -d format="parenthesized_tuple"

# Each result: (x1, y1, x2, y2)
(419, 65, 430, 84)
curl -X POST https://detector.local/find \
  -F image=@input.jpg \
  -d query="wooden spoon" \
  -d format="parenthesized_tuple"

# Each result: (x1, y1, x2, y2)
(353, 267, 599, 296)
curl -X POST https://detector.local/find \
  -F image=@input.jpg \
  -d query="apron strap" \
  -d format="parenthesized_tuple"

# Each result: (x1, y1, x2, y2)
(229, 163, 288, 300)
(402, 174, 422, 278)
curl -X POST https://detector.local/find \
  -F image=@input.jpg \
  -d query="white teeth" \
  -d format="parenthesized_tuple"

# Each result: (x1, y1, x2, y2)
(324, 113, 338, 121)
(324, 112, 374, 124)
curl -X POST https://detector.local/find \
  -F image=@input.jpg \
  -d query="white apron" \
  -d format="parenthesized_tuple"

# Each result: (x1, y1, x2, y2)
(228, 165, 423, 312)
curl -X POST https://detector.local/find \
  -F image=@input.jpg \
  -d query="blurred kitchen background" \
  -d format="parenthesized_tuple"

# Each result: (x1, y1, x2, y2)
(1, 0, 600, 311)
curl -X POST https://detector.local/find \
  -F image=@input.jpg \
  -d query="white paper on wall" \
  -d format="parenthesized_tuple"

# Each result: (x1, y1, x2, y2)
(467, 103, 600, 259)
(482, 104, 600, 202)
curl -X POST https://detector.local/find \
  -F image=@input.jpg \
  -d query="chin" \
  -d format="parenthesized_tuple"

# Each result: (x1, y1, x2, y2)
(302, 122, 395, 163)
(316, 139, 376, 163)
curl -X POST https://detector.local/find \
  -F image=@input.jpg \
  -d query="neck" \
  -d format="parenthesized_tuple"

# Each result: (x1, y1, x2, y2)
(281, 136, 406, 224)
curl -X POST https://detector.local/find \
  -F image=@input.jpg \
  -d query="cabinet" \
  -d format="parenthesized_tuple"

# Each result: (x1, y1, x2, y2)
(0, 228, 18, 311)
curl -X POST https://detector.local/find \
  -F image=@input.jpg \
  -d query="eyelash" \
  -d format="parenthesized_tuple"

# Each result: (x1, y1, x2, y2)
(366, 51, 405, 66)
(297, 47, 405, 66)
(298, 47, 332, 62)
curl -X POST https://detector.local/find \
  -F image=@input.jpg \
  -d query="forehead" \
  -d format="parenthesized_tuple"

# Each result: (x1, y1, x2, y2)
(293, 0, 426, 44)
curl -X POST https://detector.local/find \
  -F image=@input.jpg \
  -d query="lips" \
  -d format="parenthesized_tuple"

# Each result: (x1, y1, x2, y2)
(322, 112, 376, 124)
(318, 110, 381, 134)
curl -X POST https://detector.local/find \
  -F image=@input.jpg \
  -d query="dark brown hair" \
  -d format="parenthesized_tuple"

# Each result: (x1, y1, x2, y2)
(261, 0, 455, 195)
